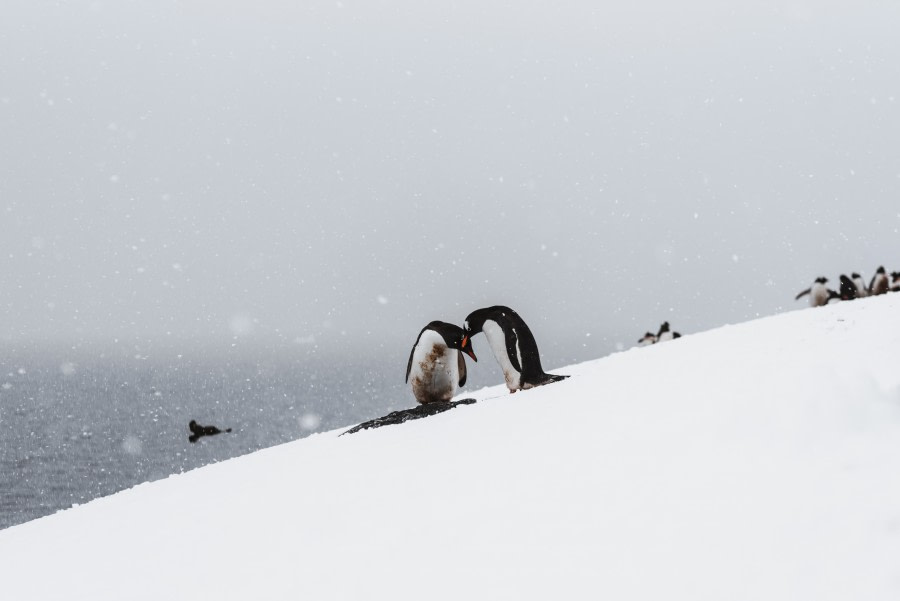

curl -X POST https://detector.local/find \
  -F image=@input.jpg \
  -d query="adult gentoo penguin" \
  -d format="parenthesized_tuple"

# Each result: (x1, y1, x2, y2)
(656, 321, 681, 342)
(838, 274, 859, 301)
(462, 305, 568, 393)
(405, 321, 477, 404)
(852, 273, 868, 298)
(869, 266, 889, 296)
(637, 332, 657, 346)
(795, 277, 833, 307)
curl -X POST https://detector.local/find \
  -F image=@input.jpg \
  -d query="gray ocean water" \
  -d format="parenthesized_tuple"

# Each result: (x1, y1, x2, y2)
(0, 344, 406, 530)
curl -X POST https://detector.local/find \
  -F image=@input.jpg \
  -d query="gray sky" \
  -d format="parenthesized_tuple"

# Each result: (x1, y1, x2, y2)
(2, 0, 899, 366)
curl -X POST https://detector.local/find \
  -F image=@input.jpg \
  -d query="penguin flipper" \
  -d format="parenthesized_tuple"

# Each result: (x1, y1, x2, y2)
(405, 341, 417, 383)
(795, 288, 811, 301)
(504, 326, 523, 373)
(458, 351, 467, 388)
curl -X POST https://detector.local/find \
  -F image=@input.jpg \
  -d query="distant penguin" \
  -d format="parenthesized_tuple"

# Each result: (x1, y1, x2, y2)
(795, 277, 833, 307)
(463, 305, 568, 393)
(405, 321, 477, 404)
(890, 271, 900, 292)
(637, 332, 657, 346)
(852, 273, 868, 298)
(188, 420, 232, 443)
(656, 321, 682, 342)
(869, 266, 889, 296)
(838, 275, 859, 301)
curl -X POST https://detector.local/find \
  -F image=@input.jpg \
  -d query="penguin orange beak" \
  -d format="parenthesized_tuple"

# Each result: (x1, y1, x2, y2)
(461, 336, 477, 361)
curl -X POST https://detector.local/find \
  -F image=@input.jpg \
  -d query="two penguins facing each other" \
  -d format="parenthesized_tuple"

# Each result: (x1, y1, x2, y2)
(405, 306, 568, 405)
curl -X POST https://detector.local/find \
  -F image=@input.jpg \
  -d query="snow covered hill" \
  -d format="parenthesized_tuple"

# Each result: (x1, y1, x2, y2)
(2, 296, 900, 600)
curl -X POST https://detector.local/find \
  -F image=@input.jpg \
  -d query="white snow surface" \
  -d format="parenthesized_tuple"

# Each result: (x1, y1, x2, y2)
(2, 296, 900, 600)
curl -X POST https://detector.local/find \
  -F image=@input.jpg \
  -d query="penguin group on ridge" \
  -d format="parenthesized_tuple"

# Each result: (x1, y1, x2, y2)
(795, 266, 899, 307)
(406, 305, 568, 404)
(637, 321, 682, 347)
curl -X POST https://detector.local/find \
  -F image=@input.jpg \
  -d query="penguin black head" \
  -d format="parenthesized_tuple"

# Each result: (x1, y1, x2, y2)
(462, 306, 516, 356)
(876, 266, 886, 275)
(852, 272, 861, 279)
(463, 306, 511, 337)
(426, 321, 477, 361)
(657, 321, 670, 335)
(814, 277, 828, 284)
(891, 271, 900, 281)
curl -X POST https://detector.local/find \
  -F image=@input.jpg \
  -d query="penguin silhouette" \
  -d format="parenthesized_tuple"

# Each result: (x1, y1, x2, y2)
(188, 420, 232, 443)
(463, 305, 568, 393)
(406, 321, 477, 404)
(851, 273, 868, 298)
(838, 274, 859, 301)
(656, 321, 682, 342)
(637, 332, 657, 346)
(795, 277, 833, 307)
(869, 266, 889, 296)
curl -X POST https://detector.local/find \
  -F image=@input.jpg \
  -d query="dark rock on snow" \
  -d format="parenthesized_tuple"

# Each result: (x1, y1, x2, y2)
(342, 398, 477, 436)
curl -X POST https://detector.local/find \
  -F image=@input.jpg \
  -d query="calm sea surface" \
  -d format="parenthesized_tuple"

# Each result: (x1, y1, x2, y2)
(0, 346, 406, 530)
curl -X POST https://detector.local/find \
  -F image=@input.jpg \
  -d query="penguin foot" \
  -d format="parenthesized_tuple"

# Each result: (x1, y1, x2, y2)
(523, 373, 569, 388)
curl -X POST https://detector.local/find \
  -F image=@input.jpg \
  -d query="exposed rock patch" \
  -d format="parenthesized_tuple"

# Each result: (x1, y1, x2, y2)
(342, 398, 477, 436)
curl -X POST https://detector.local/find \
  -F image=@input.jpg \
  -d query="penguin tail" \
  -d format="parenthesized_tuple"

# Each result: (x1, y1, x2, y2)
(225, 428, 233, 433)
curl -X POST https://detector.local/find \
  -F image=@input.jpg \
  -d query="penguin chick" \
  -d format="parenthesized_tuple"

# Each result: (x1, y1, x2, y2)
(463, 305, 568, 393)
(869, 266, 889, 296)
(405, 321, 477, 404)
(851, 273, 868, 298)
(795, 277, 833, 307)
(637, 332, 657, 346)
(656, 321, 682, 342)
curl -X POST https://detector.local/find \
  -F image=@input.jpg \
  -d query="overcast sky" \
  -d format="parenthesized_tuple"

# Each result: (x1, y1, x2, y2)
(2, 1, 898, 367)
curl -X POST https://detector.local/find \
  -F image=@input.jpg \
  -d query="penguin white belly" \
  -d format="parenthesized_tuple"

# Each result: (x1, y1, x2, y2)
(482, 319, 522, 391)
(658, 332, 674, 342)
(811, 284, 830, 307)
(853, 278, 868, 298)
(409, 331, 459, 403)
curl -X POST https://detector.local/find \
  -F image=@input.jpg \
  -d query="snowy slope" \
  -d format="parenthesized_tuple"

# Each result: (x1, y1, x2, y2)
(1, 296, 900, 600)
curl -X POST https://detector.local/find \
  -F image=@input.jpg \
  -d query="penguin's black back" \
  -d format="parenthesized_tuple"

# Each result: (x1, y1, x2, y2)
(839, 275, 858, 300)
(465, 305, 567, 387)
(405, 321, 466, 384)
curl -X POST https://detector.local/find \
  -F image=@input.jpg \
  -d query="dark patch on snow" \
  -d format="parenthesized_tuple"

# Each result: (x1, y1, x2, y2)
(188, 420, 233, 443)
(341, 398, 477, 436)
